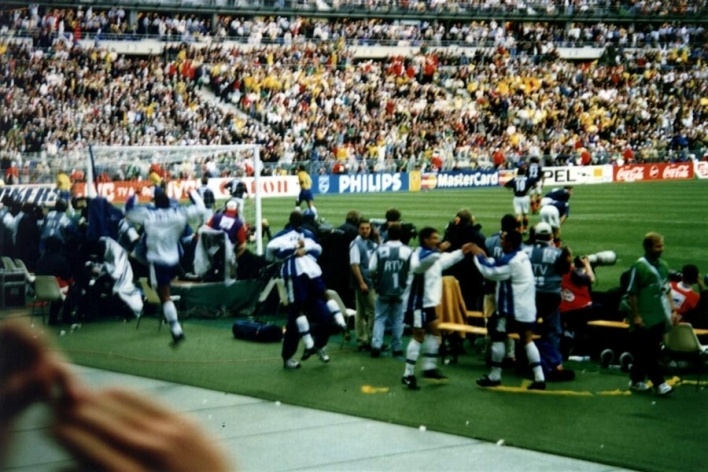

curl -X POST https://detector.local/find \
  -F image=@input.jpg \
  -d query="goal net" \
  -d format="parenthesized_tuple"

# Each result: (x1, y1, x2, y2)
(86, 144, 265, 254)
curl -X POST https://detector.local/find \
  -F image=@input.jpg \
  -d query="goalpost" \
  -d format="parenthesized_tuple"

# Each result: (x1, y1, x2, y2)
(87, 144, 265, 255)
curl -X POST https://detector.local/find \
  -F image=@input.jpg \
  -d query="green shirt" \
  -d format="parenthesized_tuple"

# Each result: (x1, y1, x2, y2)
(626, 255, 671, 328)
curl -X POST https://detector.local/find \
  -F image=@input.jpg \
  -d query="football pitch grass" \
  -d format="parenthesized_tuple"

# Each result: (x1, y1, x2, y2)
(53, 179, 707, 472)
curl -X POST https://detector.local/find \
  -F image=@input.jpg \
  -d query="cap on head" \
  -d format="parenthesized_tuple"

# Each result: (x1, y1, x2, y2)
(226, 200, 238, 211)
(535, 222, 553, 237)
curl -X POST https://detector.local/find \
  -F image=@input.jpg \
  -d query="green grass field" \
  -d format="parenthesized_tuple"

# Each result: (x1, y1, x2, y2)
(251, 179, 708, 291)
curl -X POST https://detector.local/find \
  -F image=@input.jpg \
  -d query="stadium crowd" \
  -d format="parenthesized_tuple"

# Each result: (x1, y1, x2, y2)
(2, 6, 707, 48)
(0, 5, 707, 184)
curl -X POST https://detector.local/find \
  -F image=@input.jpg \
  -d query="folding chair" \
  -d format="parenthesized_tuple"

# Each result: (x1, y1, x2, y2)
(664, 323, 708, 390)
(32, 276, 65, 325)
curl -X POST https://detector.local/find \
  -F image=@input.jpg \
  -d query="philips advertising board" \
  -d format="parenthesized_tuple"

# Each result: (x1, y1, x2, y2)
(314, 173, 409, 194)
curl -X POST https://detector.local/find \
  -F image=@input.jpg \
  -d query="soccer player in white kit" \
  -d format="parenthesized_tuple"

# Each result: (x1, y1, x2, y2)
(126, 190, 208, 346)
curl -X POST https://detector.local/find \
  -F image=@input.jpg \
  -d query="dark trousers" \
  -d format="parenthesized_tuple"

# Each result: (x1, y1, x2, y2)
(281, 275, 332, 361)
(629, 322, 666, 386)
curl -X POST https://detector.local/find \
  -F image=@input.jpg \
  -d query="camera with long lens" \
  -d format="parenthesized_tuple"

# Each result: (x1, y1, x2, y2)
(584, 251, 617, 268)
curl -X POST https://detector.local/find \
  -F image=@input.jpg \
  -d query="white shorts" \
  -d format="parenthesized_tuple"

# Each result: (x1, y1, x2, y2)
(529, 182, 544, 197)
(513, 196, 530, 216)
(540, 204, 560, 228)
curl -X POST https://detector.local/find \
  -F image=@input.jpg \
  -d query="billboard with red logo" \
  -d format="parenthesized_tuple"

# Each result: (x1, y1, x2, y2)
(613, 163, 694, 183)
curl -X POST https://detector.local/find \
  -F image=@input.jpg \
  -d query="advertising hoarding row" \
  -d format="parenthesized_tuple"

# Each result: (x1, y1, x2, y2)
(0, 163, 704, 206)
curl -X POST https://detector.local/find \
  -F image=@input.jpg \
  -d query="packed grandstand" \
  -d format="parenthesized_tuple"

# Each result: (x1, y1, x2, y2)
(0, 2, 706, 184)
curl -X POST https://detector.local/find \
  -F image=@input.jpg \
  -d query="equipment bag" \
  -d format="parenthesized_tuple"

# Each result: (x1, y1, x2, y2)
(232, 319, 283, 343)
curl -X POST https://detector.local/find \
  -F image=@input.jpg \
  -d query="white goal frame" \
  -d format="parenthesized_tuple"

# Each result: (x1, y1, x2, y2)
(88, 144, 265, 255)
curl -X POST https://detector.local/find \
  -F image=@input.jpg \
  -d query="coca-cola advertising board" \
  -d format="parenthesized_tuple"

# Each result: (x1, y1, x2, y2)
(614, 163, 694, 183)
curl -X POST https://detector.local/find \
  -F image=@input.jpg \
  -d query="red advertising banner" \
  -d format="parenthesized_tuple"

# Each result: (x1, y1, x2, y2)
(613, 163, 694, 183)
(70, 176, 300, 203)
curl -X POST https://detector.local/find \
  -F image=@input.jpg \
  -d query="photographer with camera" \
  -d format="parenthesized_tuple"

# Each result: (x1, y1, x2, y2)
(560, 252, 597, 359)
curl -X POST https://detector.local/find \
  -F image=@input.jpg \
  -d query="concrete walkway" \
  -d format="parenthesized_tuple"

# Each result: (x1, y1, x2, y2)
(5, 365, 633, 472)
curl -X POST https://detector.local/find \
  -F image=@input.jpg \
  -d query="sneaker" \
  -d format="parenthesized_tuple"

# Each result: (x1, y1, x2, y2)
(170, 332, 185, 348)
(284, 358, 301, 369)
(370, 348, 381, 358)
(629, 381, 651, 392)
(301, 346, 317, 361)
(401, 375, 420, 390)
(357, 343, 372, 352)
(656, 383, 673, 396)
(528, 380, 547, 391)
(317, 348, 330, 363)
(422, 369, 448, 381)
(600, 349, 614, 368)
(476, 375, 501, 387)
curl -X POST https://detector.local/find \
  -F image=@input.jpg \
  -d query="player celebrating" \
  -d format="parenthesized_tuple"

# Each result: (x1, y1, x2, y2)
(125, 190, 208, 347)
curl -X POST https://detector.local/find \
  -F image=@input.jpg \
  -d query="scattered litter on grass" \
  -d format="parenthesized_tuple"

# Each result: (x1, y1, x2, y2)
(361, 385, 389, 394)
(496, 439, 505, 446)
(419, 425, 426, 432)
(275, 401, 281, 406)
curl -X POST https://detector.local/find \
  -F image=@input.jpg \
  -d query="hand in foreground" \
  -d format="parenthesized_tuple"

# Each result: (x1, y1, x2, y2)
(0, 320, 80, 424)
(53, 388, 231, 472)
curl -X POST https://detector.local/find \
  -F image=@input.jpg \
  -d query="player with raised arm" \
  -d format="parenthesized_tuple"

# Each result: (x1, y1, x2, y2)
(125, 190, 208, 347)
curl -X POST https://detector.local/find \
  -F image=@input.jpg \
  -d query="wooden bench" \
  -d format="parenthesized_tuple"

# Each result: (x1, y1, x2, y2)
(437, 322, 535, 364)
(587, 320, 708, 337)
